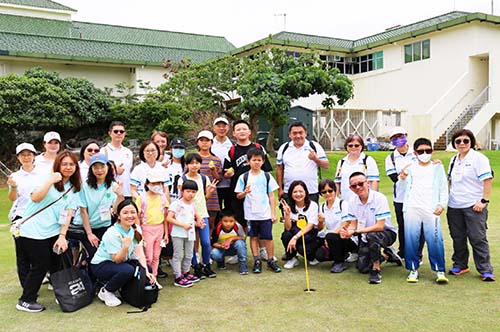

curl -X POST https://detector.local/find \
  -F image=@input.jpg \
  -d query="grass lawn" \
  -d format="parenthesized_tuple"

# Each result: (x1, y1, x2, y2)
(1, 151, 499, 332)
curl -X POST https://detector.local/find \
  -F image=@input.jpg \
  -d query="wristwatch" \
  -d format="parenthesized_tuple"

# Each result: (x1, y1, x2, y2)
(480, 198, 490, 204)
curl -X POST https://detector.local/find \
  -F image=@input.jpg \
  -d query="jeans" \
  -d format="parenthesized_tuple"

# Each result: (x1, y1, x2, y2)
(192, 217, 211, 266)
(210, 239, 247, 268)
(91, 260, 136, 292)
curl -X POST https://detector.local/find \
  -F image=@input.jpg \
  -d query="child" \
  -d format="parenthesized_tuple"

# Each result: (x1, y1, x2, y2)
(136, 173, 169, 285)
(178, 153, 218, 279)
(210, 209, 248, 274)
(235, 148, 281, 273)
(398, 138, 449, 284)
(166, 138, 186, 202)
(166, 179, 203, 288)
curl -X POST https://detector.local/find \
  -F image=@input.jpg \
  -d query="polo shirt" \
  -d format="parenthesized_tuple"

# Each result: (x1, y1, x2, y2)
(385, 147, 417, 203)
(317, 198, 352, 238)
(130, 161, 170, 195)
(289, 201, 319, 227)
(334, 153, 379, 202)
(8, 167, 42, 221)
(212, 136, 233, 189)
(34, 154, 54, 175)
(77, 182, 117, 229)
(91, 223, 138, 265)
(102, 144, 133, 197)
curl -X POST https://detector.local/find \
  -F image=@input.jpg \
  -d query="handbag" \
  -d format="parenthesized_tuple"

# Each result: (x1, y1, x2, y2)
(51, 251, 94, 312)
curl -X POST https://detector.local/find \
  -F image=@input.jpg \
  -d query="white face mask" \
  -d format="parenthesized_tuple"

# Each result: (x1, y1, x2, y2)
(148, 185, 163, 194)
(417, 153, 432, 163)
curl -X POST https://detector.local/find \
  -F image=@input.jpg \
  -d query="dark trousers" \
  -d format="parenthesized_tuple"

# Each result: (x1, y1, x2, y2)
(281, 230, 319, 260)
(230, 192, 246, 228)
(361, 230, 397, 266)
(91, 260, 136, 292)
(67, 226, 108, 261)
(217, 187, 232, 210)
(318, 233, 357, 263)
(12, 215, 30, 287)
(394, 202, 424, 258)
(17, 236, 60, 303)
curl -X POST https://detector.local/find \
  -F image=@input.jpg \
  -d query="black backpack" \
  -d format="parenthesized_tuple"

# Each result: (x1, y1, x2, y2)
(120, 263, 158, 312)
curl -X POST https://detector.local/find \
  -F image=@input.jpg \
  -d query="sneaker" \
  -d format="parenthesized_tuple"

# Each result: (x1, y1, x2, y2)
(225, 255, 239, 265)
(259, 247, 269, 261)
(284, 257, 299, 269)
(174, 276, 193, 288)
(193, 264, 207, 279)
(330, 262, 347, 273)
(481, 272, 496, 282)
(183, 272, 200, 283)
(436, 271, 449, 284)
(98, 287, 122, 307)
(384, 247, 403, 266)
(309, 259, 320, 266)
(216, 261, 226, 270)
(448, 267, 470, 275)
(345, 253, 358, 263)
(253, 259, 262, 273)
(369, 269, 382, 284)
(239, 265, 249, 275)
(155, 281, 163, 290)
(406, 270, 419, 283)
(157, 266, 168, 279)
(203, 264, 217, 278)
(267, 260, 282, 273)
(16, 300, 45, 313)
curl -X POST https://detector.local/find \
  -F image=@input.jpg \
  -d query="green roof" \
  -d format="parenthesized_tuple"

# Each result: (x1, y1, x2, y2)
(0, 13, 235, 65)
(0, 0, 75, 12)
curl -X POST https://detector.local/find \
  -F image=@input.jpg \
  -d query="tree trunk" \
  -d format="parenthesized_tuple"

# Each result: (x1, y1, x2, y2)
(249, 113, 259, 143)
(266, 121, 279, 156)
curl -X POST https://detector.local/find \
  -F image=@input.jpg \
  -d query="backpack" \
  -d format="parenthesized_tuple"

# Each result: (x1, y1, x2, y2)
(120, 263, 158, 312)
(320, 199, 343, 214)
(242, 171, 270, 193)
(228, 143, 263, 161)
(447, 154, 495, 181)
(281, 140, 322, 179)
(171, 174, 207, 199)
(335, 154, 369, 178)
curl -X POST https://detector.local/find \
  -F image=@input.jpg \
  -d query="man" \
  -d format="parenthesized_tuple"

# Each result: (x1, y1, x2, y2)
(211, 117, 233, 209)
(385, 126, 423, 259)
(341, 172, 401, 284)
(102, 121, 133, 199)
(276, 121, 329, 203)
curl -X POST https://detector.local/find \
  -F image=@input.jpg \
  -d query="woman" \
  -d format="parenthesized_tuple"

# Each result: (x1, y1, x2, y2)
(68, 154, 123, 260)
(151, 131, 170, 167)
(281, 180, 320, 269)
(130, 140, 170, 200)
(8, 143, 41, 287)
(78, 140, 100, 182)
(16, 150, 81, 312)
(34, 131, 61, 176)
(447, 129, 495, 281)
(334, 134, 379, 202)
(91, 200, 156, 307)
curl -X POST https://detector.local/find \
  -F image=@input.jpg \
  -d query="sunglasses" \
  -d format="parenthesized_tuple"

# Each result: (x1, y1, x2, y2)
(349, 181, 366, 189)
(347, 144, 361, 148)
(113, 130, 125, 134)
(415, 149, 433, 155)
(87, 148, 100, 153)
(454, 138, 470, 145)
(320, 189, 335, 195)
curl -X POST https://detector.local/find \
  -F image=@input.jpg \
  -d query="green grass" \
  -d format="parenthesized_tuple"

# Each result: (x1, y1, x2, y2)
(1, 151, 499, 332)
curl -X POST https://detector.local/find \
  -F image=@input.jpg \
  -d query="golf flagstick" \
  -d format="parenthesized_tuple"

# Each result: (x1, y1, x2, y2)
(297, 217, 315, 292)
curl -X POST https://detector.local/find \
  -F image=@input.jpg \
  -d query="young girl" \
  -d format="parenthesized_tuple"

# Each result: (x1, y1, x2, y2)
(166, 138, 186, 202)
(315, 179, 356, 273)
(167, 180, 203, 288)
(281, 180, 319, 269)
(178, 153, 218, 279)
(196, 130, 222, 234)
(136, 174, 169, 286)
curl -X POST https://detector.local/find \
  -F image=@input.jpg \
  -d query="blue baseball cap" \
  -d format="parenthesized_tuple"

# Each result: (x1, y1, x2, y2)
(90, 153, 109, 166)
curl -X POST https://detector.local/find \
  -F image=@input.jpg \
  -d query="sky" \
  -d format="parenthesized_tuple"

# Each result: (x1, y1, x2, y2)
(56, 0, 496, 47)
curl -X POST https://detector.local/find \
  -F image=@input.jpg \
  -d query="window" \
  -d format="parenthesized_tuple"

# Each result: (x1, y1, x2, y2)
(321, 51, 383, 74)
(404, 39, 430, 63)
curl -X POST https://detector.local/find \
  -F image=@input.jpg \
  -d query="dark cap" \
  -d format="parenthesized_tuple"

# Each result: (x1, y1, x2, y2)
(171, 138, 186, 148)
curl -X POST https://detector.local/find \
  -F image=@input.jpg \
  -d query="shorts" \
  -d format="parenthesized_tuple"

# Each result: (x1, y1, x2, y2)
(247, 219, 273, 240)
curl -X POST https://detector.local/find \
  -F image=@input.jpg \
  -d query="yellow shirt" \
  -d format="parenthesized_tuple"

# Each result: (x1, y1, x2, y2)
(136, 194, 166, 225)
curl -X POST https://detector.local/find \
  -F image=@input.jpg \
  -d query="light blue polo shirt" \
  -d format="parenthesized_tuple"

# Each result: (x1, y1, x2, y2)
(20, 181, 78, 240)
(75, 182, 117, 229)
(91, 223, 137, 265)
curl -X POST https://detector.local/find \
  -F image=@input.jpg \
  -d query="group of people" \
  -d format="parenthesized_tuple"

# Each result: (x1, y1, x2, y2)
(7, 118, 495, 312)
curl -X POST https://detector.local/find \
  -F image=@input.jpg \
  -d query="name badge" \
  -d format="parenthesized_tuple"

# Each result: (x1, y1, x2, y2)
(59, 210, 69, 225)
(99, 206, 111, 221)
(188, 225, 196, 241)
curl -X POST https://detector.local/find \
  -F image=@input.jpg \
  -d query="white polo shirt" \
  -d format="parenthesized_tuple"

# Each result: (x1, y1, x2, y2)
(102, 144, 133, 197)
(448, 149, 492, 208)
(276, 139, 327, 194)
(130, 161, 171, 195)
(8, 167, 43, 221)
(34, 154, 54, 176)
(334, 153, 379, 202)
(348, 190, 396, 242)
(212, 136, 233, 188)
(289, 201, 319, 227)
(79, 160, 90, 183)
(317, 199, 352, 238)
(385, 147, 417, 203)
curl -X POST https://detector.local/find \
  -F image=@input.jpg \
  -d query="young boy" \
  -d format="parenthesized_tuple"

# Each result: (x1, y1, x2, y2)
(398, 138, 449, 284)
(210, 210, 248, 275)
(235, 148, 281, 273)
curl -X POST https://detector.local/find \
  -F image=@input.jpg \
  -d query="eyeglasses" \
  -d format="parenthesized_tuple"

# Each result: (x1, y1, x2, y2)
(454, 138, 470, 145)
(61, 163, 76, 168)
(113, 130, 125, 134)
(415, 149, 433, 155)
(349, 181, 366, 189)
(320, 189, 335, 195)
(347, 144, 361, 148)
(86, 148, 100, 153)
(145, 149, 157, 154)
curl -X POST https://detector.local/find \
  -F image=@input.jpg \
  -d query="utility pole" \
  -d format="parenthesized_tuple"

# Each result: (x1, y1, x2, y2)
(274, 13, 287, 31)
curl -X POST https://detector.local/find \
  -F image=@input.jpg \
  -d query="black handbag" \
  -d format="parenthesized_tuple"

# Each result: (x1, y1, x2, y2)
(51, 251, 94, 312)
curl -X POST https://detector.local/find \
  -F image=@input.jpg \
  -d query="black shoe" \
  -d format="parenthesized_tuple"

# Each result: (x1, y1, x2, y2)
(383, 247, 403, 266)
(267, 260, 282, 273)
(157, 266, 168, 279)
(281, 253, 293, 261)
(203, 264, 217, 278)
(193, 264, 206, 280)
(16, 300, 45, 313)
(216, 261, 226, 270)
(369, 269, 382, 284)
(253, 259, 262, 273)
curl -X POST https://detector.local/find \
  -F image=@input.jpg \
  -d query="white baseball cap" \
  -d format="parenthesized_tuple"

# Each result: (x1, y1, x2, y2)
(213, 117, 229, 125)
(197, 130, 214, 140)
(43, 131, 61, 143)
(16, 143, 37, 155)
(146, 172, 165, 183)
(389, 127, 407, 138)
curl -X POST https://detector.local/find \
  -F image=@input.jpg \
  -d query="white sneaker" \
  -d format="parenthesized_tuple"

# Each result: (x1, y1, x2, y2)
(406, 270, 419, 283)
(98, 287, 122, 307)
(309, 259, 320, 266)
(346, 253, 358, 263)
(284, 257, 299, 269)
(259, 247, 268, 261)
(225, 255, 239, 265)
(155, 281, 163, 290)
